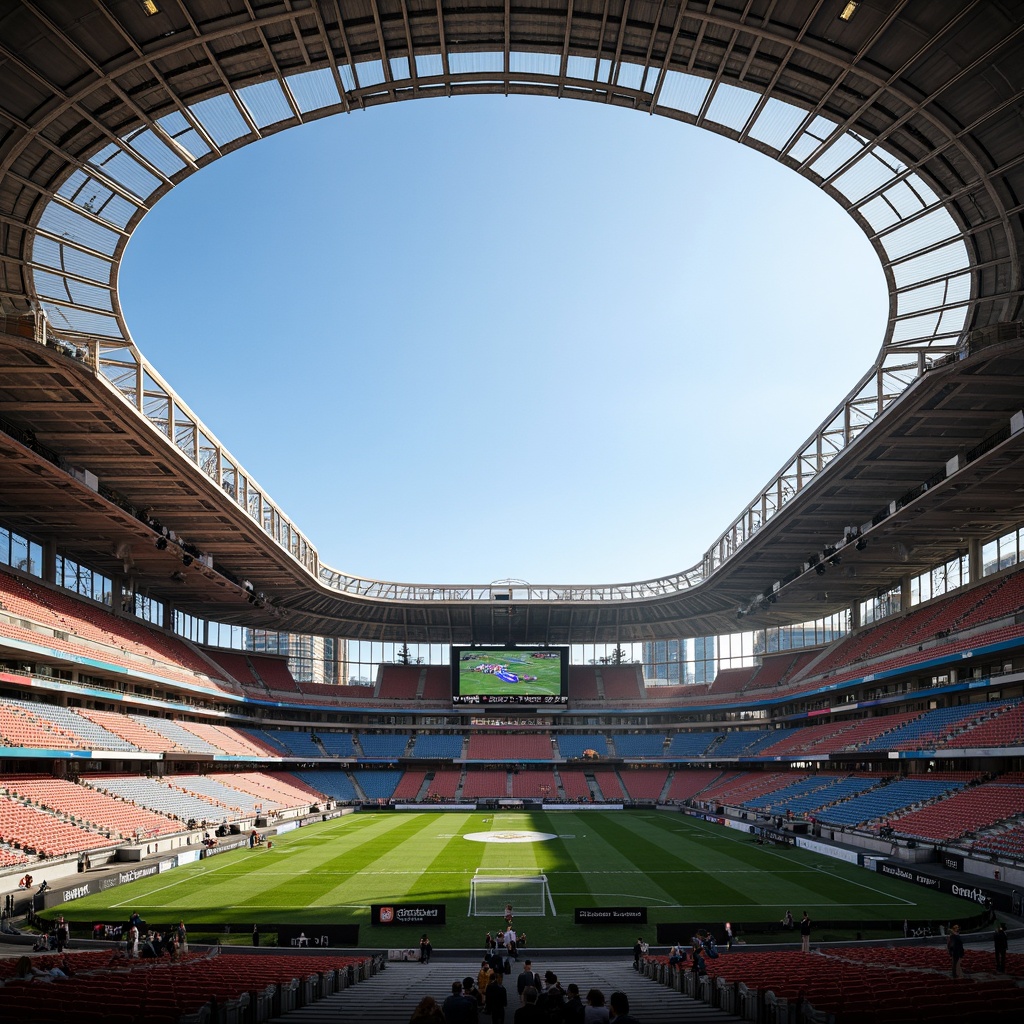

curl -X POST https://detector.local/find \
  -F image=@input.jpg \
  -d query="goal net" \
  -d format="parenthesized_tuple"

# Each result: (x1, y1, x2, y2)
(469, 871, 555, 917)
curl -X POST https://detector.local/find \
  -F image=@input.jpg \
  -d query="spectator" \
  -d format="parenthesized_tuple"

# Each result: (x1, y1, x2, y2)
(799, 911, 811, 953)
(994, 922, 1008, 973)
(252, 924, 259, 947)
(584, 988, 609, 1024)
(609, 992, 639, 1023)
(947, 923, 964, 979)
(410, 995, 445, 1023)
(517, 960, 541, 1000)
(477, 959, 493, 997)
(484, 971, 508, 1024)
(564, 983, 584, 1024)
(442, 980, 479, 1024)
(420, 933, 433, 964)
(514, 985, 543, 1024)
(539, 971, 565, 1017)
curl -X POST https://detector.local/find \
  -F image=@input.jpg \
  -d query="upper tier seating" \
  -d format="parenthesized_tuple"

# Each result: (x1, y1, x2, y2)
(941, 698, 1024, 749)
(411, 734, 465, 759)
(255, 729, 322, 757)
(568, 666, 599, 700)
(206, 649, 263, 689)
(378, 665, 423, 699)
(0, 699, 94, 751)
(78, 708, 176, 752)
(0, 569, 230, 692)
(3, 699, 136, 751)
(465, 733, 553, 761)
(209, 771, 323, 807)
(611, 733, 667, 758)
(706, 667, 757, 695)
(972, 822, 1024, 859)
(860, 705, 986, 752)
(420, 667, 451, 700)
(698, 771, 797, 807)
(357, 733, 411, 758)
(133, 717, 222, 754)
(711, 731, 780, 757)
(556, 734, 610, 759)
(601, 666, 643, 699)
(250, 655, 299, 692)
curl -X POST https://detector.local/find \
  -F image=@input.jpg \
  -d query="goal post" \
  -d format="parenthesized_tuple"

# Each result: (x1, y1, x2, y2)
(468, 871, 556, 917)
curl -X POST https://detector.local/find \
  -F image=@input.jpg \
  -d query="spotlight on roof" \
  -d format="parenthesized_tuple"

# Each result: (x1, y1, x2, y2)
(829, 555, 842, 566)
(181, 554, 193, 566)
(856, 538, 868, 551)
(155, 536, 168, 550)
(815, 563, 826, 576)
(140, 1, 161, 15)
(838, 1, 859, 21)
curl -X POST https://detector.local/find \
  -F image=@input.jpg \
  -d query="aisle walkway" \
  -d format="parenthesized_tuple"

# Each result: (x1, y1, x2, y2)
(268, 955, 741, 1024)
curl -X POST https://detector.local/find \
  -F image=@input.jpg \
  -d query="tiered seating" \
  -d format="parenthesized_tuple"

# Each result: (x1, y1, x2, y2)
(411, 734, 464, 758)
(744, 774, 844, 813)
(557, 769, 593, 801)
(943, 699, 1024, 748)
(972, 822, 1024, 859)
(78, 709, 175, 752)
(167, 775, 260, 813)
(420, 666, 450, 700)
(601, 666, 642, 699)
(698, 771, 796, 807)
(318, 732, 355, 757)
(510, 769, 558, 799)
(0, 792, 113, 856)
(890, 781, 1024, 840)
(0, 570, 230, 692)
(0, 699, 92, 750)
(957, 567, 1024, 628)
(462, 769, 507, 798)
(82, 774, 234, 823)
(619, 768, 669, 801)
(132, 716, 221, 754)
(465, 733, 553, 761)
(289, 768, 358, 802)
(352, 769, 403, 800)
(209, 771, 323, 807)
(592, 770, 625, 801)
(0, 842, 29, 866)
(758, 722, 857, 757)
(1, 773, 179, 838)
(250, 656, 298, 692)
(377, 665, 422, 698)
(611, 733, 667, 758)
(357, 733, 410, 758)
(712, 730, 776, 757)
(205, 649, 263, 689)
(424, 768, 461, 800)
(707, 667, 757, 695)
(816, 775, 967, 827)
(666, 732, 719, 757)
(0, 950, 372, 1024)
(821, 712, 922, 753)
(557, 734, 609, 759)
(568, 666, 599, 700)
(3, 699, 136, 751)
(392, 770, 426, 801)
(257, 729, 322, 757)
(860, 704, 984, 751)
(663, 768, 721, 803)
(243, 728, 293, 755)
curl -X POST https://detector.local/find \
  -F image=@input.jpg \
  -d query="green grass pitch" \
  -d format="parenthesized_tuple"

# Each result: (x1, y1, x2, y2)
(58, 811, 971, 945)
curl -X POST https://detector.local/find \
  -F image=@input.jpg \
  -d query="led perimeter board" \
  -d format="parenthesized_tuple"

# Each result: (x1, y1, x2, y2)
(452, 647, 569, 707)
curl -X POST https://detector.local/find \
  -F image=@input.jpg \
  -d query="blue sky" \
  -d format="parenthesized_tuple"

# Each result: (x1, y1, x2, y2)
(120, 94, 887, 587)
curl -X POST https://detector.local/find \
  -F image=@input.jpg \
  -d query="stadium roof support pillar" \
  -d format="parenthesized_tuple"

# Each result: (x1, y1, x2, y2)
(968, 538, 984, 585)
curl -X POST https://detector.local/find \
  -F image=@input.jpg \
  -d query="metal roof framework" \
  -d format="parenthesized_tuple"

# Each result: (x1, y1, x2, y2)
(0, 0, 1022, 643)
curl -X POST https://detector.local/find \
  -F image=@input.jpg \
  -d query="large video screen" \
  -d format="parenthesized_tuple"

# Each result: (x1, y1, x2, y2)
(451, 647, 569, 707)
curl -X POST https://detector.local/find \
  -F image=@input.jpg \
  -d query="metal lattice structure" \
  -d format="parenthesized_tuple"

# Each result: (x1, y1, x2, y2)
(0, 1, 1023, 643)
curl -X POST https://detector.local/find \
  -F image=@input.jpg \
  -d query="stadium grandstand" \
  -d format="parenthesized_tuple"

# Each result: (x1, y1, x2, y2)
(1, 3, 1024, 1021)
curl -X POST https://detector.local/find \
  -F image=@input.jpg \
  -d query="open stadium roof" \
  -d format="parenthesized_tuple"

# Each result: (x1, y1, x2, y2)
(0, 0, 1022, 644)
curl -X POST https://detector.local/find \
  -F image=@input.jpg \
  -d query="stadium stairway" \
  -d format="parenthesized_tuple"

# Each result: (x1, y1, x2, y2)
(267, 954, 743, 1024)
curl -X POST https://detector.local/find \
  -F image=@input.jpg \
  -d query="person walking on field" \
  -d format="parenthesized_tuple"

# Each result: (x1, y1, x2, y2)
(799, 912, 811, 953)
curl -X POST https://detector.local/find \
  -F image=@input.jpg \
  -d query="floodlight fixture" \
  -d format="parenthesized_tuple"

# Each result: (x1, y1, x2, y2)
(839, 1, 859, 21)
(140, 1, 161, 15)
